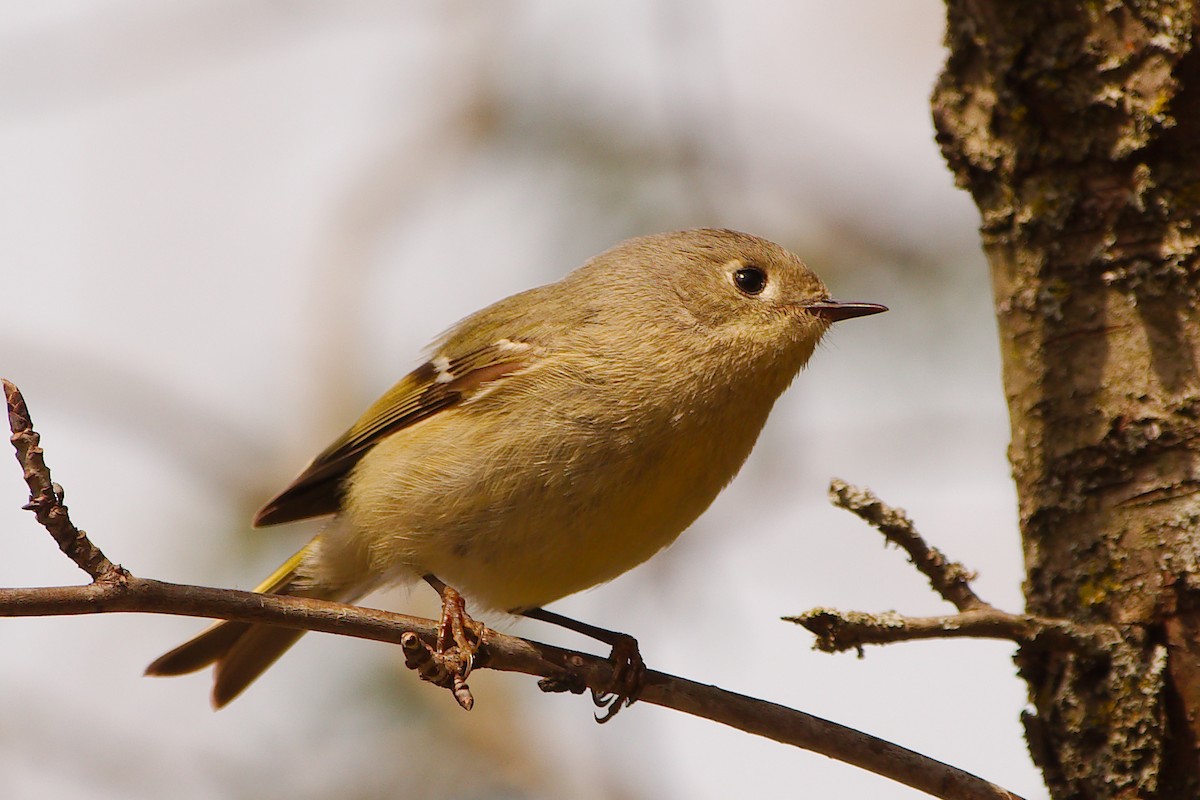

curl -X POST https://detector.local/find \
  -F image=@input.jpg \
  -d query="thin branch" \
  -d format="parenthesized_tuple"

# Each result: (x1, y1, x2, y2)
(1, 378, 1026, 800)
(786, 479, 1118, 654)
(0, 578, 1022, 800)
(828, 478, 984, 612)
(788, 607, 1115, 654)
(5, 379, 118, 580)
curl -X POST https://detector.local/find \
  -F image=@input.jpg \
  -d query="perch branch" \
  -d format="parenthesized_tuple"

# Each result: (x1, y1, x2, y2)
(0, 578, 1023, 800)
(1, 379, 1024, 800)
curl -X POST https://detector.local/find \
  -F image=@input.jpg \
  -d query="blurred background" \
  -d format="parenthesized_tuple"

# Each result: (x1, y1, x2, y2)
(0, 2, 1042, 798)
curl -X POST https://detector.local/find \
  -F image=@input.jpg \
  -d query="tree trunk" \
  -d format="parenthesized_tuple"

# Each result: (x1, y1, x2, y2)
(933, 2, 1200, 797)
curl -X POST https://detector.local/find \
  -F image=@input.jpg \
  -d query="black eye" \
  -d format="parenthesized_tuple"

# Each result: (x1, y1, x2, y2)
(733, 265, 767, 295)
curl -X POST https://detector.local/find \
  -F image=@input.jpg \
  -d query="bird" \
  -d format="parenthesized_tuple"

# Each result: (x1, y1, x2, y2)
(146, 228, 886, 719)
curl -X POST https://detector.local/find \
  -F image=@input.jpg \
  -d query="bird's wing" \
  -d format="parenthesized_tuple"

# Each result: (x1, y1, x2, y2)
(253, 340, 536, 527)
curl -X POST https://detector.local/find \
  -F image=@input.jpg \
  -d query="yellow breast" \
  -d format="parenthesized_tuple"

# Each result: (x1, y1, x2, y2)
(341, 356, 791, 611)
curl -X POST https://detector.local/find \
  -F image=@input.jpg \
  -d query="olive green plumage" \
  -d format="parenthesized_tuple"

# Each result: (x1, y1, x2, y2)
(146, 229, 885, 706)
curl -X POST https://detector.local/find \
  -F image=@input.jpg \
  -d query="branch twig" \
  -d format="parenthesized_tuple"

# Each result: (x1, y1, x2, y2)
(2, 379, 1025, 800)
(791, 607, 1111, 653)
(828, 479, 984, 611)
(5, 379, 119, 580)
(785, 479, 1116, 654)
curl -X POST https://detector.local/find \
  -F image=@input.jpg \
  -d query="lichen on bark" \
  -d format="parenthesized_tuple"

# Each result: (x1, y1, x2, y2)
(934, 1, 1200, 796)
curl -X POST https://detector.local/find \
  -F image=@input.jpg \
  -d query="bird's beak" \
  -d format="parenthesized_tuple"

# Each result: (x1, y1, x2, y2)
(805, 299, 888, 322)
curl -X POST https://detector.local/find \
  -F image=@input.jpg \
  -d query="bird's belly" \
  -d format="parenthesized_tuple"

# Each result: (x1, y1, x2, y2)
(342, 406, 761, 612)
(422, 447, 721, 610)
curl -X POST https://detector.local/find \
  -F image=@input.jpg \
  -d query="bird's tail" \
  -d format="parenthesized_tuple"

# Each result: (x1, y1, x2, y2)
(145, 540, 342, 708)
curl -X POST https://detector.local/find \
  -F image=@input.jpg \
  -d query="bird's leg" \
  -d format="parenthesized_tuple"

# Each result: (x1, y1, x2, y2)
(407, 574, 484, 710)
(521, 606, 645, 723)
(423, 574, 484, 664)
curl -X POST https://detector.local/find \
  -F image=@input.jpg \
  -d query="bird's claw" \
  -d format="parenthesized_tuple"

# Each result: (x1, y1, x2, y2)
(591, 633, 645, 723)
(400, 632, 476, 710)
(401, 585, 485, 711)
(436, 584, 483, 675)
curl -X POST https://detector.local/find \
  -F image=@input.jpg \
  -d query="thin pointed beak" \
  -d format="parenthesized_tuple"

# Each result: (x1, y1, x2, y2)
(805, 299, 888, 322)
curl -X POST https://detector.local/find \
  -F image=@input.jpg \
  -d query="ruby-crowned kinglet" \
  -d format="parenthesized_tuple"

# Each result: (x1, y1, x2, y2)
(147, 228, 886, 710)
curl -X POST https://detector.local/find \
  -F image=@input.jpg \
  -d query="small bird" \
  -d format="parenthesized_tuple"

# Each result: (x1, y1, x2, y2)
(147, 228, 885, 717)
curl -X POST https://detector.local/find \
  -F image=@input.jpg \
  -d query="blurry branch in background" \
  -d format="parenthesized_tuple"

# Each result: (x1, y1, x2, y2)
(788, 480, 1119, 655)
(2, 379, 1022, 800)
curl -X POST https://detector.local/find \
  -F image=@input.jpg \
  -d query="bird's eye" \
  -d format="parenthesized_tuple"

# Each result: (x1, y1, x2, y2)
(733, 266, 767, 295)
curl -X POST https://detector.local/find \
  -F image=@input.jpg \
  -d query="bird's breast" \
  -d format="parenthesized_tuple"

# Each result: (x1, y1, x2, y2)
(343, 357, 787, 611)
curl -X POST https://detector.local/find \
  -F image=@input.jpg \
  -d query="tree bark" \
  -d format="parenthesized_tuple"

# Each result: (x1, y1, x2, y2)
(933, 2, 1200, 797)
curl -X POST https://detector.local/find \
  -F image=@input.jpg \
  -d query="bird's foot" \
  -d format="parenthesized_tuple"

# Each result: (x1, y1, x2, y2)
(590, 632, 645, 723)
(401, 632, 476, 710)
(435, 583, 484, 668)
(537, 632, 646, 722)
(522, 606, 647, 723)
(402, 580, 485, 711)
